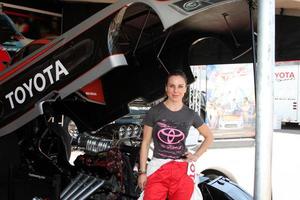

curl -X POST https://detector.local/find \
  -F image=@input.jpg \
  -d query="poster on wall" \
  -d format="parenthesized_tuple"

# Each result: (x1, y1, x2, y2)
(206, 63, 256, 135)
(190, 63, 256, 138)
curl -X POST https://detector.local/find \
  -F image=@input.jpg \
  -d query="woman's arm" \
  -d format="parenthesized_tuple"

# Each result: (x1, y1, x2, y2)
(139, 125, 152, 172)
(138, 125, 153, 189)
(186, 124, 214, 162)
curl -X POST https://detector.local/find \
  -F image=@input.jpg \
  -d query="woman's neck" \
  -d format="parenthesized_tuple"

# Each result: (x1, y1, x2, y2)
(164, 99, 183, 111)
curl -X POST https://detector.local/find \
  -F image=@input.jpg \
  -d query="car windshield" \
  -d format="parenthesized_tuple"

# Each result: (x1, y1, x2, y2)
(0, 14, 15, 30)
(0, 13, 19, 43)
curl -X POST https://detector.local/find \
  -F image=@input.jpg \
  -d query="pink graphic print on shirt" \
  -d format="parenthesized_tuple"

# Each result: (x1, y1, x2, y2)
(157, 122, 185, 145)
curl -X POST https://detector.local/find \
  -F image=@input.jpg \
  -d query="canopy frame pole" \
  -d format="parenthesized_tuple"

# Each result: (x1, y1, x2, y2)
(254, 0, 275, 199)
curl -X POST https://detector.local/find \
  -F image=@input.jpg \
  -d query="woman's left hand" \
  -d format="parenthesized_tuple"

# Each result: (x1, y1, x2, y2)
(184, 152, 199, 162)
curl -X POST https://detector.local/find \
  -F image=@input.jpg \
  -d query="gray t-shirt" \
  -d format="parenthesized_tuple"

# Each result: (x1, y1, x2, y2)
(143, 102, 204, 159)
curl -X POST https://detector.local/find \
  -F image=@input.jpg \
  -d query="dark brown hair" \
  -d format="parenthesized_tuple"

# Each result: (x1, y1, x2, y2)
(165, 70, 188, 86)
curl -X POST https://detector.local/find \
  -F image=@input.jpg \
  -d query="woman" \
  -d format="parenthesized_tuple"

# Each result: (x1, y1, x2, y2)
(138, 70, 214, 200)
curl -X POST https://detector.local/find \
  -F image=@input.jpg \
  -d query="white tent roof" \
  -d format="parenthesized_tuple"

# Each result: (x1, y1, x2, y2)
(62, 0, 300, 9)
(277, 0, 300, 9)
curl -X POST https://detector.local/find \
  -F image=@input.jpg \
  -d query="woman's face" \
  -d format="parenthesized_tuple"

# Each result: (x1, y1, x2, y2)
(165, 75, 187, 103)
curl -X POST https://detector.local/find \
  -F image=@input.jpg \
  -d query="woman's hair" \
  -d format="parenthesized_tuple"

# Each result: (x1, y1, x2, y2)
(165, 70, 188, 86)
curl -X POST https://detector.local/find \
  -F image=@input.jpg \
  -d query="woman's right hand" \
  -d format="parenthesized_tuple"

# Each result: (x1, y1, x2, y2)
(138, 174, 147, 190)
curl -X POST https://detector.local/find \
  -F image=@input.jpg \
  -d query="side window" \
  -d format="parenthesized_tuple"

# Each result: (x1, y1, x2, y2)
(11, 43, 44, 65)
(23, 43, 44, 57)
(10, 48, 24, 65)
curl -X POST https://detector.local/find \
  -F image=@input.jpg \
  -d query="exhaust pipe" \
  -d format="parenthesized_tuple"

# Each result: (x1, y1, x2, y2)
(60, 173, 104, 200)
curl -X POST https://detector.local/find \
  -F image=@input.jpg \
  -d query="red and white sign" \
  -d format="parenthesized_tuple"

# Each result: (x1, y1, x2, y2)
(274, 62, 300, 123)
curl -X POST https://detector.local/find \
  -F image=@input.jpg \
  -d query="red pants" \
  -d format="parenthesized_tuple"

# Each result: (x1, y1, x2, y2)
(144, 161, 194, 200)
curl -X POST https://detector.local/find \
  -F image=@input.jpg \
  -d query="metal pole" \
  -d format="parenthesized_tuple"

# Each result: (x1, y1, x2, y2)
(254, 0, 275, 198)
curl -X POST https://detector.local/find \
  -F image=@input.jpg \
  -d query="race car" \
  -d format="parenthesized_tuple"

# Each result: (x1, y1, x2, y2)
(0, 0, 254, 199)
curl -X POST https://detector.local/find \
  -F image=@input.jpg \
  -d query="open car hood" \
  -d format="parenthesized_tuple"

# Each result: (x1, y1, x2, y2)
(0, 0, 254, 135)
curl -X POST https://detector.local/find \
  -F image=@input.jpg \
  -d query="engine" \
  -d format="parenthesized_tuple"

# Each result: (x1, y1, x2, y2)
(8, 113, 143, 200)
(68, 122, 142, 199)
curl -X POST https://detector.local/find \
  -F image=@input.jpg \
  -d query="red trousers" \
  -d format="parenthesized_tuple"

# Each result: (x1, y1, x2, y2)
(144, 161, 194, 200)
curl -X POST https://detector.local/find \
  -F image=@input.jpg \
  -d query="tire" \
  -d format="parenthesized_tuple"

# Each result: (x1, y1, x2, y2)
(202, 169, 230, 181)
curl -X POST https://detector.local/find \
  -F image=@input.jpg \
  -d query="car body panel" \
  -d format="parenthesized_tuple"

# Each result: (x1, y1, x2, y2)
(0, 0, 252, 136)
(0, 45, 11, 71)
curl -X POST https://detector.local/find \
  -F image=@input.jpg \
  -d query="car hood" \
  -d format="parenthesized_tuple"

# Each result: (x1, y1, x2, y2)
(0, 0, 254, 135)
